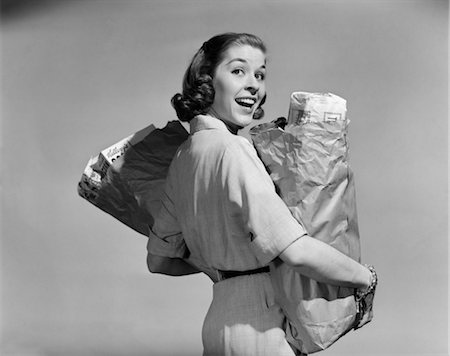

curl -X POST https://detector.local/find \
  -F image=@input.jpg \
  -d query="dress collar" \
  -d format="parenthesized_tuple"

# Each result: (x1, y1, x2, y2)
(190, 114, 232, 134)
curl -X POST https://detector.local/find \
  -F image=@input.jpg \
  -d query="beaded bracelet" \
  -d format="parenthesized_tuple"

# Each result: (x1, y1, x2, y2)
(353, 264, 378, 329)
(355, 264, 378, 301)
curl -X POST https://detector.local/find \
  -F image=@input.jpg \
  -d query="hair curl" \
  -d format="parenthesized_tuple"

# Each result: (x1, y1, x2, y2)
(171, 33, 267, 122)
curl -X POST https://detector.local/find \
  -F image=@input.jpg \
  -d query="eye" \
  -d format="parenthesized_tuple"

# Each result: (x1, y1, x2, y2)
(255, 72, 265, 81)
(231, 68, 245, 75)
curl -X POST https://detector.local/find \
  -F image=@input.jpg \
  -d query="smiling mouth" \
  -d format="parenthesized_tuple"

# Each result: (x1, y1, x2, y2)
(235, 97, 257, 108)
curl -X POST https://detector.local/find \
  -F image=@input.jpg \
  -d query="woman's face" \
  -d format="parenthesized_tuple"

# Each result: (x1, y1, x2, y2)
(209, 44, 266, 132)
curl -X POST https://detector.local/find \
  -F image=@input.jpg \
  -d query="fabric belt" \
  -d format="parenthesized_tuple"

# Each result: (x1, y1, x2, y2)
(217, 266, 270, 281)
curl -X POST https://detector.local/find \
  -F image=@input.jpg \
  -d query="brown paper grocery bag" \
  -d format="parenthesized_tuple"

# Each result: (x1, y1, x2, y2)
(251, 92, 368, 354)
(78, 121, 189, 237)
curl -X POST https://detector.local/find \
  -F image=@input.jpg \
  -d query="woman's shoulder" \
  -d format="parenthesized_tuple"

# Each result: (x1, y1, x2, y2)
(214, 133, 256, 160)
(225, 134, 256, 154)
(189, 128, 250, 151)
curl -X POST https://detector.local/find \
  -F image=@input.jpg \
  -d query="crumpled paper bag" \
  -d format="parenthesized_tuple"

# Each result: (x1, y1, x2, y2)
(250, 92, 366, 354)
(78, 121, 189, 236)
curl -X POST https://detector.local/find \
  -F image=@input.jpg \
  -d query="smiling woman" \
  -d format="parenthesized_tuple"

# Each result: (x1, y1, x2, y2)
(146, 32, 374, 355)
(170, 33, 267, 127)
(209, 45, 266, 132)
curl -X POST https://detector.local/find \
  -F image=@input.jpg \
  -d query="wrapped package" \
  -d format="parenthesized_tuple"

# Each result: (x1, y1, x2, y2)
(250, 92, 368, 354)
(78, 121, 189, 236)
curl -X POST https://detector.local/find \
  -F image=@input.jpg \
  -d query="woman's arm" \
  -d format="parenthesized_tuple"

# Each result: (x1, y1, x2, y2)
(147, 253, 200, 276)
(279, 235, 372, 290)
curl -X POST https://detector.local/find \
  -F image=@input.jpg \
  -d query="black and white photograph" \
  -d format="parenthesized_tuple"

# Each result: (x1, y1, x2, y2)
(1, 0, 448, 355)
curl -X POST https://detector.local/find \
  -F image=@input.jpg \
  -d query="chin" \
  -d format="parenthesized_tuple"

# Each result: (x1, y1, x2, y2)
(235, 113, 254, 127)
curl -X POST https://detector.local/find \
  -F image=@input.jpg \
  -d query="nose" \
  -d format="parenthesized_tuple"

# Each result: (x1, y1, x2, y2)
(245, 76, 259, 95)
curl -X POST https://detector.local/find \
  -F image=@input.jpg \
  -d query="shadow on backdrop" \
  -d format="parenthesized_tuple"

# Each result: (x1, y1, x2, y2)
(1, 0, 78, 21)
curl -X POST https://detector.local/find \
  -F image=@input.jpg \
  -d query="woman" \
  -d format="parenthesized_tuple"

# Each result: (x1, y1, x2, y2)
(147, 33, 375, 355)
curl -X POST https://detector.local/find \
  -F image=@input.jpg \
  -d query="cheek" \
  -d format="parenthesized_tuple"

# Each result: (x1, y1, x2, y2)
(260, 83, 267, 98)
(214, 82, 234, 109)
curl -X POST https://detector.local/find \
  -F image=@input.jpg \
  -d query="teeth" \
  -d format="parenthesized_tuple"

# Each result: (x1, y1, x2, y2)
(236, 98, 256, 106)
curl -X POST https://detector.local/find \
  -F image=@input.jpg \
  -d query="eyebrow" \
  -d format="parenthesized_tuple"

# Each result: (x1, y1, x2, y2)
(225, 58, 266, 69)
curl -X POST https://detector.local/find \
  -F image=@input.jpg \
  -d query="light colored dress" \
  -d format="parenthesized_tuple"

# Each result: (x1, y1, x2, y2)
(147, 114, 306, 356)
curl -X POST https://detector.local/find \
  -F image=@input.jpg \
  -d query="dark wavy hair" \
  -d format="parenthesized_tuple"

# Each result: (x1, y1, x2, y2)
(171, 33, 267, 122)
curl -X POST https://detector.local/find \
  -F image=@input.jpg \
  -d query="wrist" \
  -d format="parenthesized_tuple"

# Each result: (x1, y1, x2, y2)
(356, 264, 378, 300)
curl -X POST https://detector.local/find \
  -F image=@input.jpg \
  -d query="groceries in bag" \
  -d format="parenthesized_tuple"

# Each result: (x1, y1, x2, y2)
(78, 121, 189, 236)
(250, 92, 375, 354)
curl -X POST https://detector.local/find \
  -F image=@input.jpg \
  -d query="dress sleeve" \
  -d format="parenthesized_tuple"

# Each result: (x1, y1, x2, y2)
(147, 171, 187, 259)
(222, 138, 307, 265)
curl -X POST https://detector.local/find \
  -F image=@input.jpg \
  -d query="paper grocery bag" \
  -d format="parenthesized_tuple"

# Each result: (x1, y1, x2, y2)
(78, 121, 189, 236)
(250, 92, 365, 354)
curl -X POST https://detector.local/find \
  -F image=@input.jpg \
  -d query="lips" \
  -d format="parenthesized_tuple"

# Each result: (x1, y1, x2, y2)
(235, 97, 257, 108)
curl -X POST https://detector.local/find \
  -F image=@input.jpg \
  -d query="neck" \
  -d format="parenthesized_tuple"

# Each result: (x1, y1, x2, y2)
(207, 109, 240, 134)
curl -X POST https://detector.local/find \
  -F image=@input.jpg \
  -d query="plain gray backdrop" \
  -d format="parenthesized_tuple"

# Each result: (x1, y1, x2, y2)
(1, 0, 448, 355)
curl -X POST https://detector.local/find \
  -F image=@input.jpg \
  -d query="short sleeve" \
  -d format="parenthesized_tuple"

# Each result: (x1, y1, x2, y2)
(222, 139, 306, 265)
(147, 173, 187, 258)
